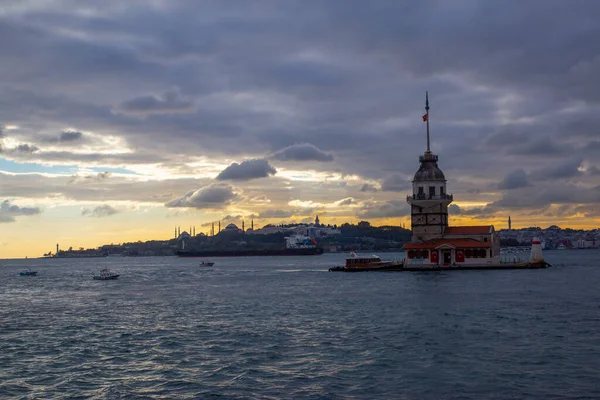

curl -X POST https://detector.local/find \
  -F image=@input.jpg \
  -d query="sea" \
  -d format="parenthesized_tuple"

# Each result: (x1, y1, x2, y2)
(1, 251, 599, 399)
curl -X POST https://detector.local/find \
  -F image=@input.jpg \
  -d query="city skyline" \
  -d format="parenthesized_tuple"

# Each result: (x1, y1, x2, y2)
(1, 1, 600, 258)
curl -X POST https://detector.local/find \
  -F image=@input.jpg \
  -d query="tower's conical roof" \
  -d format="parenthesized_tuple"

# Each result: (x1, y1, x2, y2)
(413, 153, 446, 182)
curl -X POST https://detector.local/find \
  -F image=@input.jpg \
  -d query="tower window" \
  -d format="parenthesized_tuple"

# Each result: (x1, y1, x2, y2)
(440, 186, 445, 196)
(418, 187, 424, 195)
(429, 186, 435, 197)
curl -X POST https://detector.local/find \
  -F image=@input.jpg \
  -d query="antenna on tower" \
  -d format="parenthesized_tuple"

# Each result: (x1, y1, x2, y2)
(425, 91, 431, 153)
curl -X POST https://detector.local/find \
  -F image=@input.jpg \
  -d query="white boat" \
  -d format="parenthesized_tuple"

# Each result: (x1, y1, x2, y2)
(557, 243, 567, 250)
(93, 268, 119, 280)
(19, 268, 38, 276)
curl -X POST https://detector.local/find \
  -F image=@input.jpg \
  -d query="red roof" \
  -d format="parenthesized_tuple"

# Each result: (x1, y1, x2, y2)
(403, 238, 491, 249)
(445, 226, 492, 235)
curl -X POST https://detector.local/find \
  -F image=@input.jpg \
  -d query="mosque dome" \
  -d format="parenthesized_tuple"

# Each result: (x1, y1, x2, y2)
(225, 223, 240, 230)
(413, 154, 446, 182)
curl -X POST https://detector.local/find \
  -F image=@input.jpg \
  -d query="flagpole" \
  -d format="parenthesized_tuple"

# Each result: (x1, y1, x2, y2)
(425, 91, 430, 153)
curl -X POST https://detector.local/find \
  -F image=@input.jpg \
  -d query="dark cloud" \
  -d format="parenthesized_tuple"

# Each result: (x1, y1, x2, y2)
(118, 88, 194, 115)
(360, 183, 379, 193)
(381, 175, 410, 192)
(59, 130, 83, 142)
(216, 159, 277, 181)
(166, 183, 237, 209)
(0, 200, 41, 223)
(498, 169, 532, 190)
(81, 204, 119, 217)
(12, 144, 39, 153)
(271, 143, 334, 162)
(513, 137, 565, 156)
(356, 200, 410, 219)
(448, 204, 462, 215)
(530, 158, 583, 180)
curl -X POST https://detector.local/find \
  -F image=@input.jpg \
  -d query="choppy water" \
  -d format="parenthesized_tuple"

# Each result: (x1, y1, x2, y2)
(1, 251, 599, 399)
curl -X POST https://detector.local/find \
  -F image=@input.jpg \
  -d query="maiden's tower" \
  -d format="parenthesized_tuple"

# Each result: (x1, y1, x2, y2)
(403, 93, 501, 267)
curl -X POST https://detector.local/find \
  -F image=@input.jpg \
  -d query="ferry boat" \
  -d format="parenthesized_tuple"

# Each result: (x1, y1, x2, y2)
(93, 268, 120, 280)
(19, 268, 38, 276)
(329, 252, 403, 272)
(199, 261, 215, 266)
(177, 234, 323, 257)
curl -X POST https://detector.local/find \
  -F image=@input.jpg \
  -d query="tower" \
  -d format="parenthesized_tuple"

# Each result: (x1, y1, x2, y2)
(315, 215, 320, 227)
(407, 92, 453, 242)
(251, 219, 254, 231)
(211, 222, 214, 236)
(242, 220, 245, 232)
(508, 215, 512, 230)
(218, 221, 221, 233)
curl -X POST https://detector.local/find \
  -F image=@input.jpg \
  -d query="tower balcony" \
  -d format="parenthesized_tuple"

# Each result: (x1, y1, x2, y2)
(407, 193, 453, 203)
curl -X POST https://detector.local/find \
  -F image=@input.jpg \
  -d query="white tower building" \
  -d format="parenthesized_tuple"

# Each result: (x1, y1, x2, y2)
(406, 92, 453, 242)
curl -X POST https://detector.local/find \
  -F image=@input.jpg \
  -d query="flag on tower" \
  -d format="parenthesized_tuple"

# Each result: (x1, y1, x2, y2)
(422, 113, 428, 122)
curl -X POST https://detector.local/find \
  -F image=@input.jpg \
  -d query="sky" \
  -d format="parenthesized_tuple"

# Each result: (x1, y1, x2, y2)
(1, 0, 600, 258)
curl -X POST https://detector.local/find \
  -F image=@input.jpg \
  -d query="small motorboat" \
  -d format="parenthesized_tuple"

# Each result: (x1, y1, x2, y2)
(199, 261, 215, 267)
(19, 268, 38, 276)
(93, 268, 120, 280)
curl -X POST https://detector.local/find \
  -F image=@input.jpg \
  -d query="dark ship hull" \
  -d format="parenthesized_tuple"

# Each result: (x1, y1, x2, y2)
(176, 247, 324, 257)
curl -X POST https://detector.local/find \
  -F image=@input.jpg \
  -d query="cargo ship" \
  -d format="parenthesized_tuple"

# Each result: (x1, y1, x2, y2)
(176, 234, 324, 257)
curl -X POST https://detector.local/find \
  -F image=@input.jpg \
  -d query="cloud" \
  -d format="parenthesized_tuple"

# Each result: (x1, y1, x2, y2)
(216, 159, 277, 181)
(448, 204, 462, 215)
(12, 144, 39, 153)
(381, 175, 410, 192)
(81, 204, 120, 217)
(334, 197, 355, 206)
(530, 158, 584, 180)
(166, 183, 237, 209)
(271, 143, 334, 162)
(59, 130, 83, 142)
(360, 183, 379, 192)
(498, 169, 532, 190)
(119, 88, 194, 114)
(356, 200, 410, 219)
(586, 165, 600, 175)
(68, 172, 112, 184)
(0, 200, 41, 223)
(258, 209, 295, 218)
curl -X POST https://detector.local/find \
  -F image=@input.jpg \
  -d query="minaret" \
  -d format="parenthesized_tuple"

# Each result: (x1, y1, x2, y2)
(251, 219, 254, 231)
(178, 226, 180, 236)
(218, 221, 221, 233)
(242, 220, 245, 232)
(56, 243, 59, 255)
(211, 222, 214, 236)
(508, 215, 512, 230)
(407, 92, 453, 242)
(193, 226, 196, 236)
(174, 227, 177, 239)
(315, 215, 320, 227)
